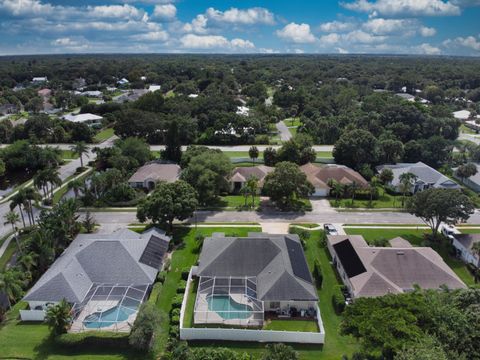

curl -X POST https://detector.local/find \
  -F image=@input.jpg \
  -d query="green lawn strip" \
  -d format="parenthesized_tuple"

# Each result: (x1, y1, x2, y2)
(198, 195, 259, 210)
(0, 231, 13, 249)
(223, 151, 264, 159)
(165, 90, 175, 98)
(0, 178, 35, 204)
(316, 151, 333, 158)
(289, 127, 298, 136)
(263, 319, 318, 332)
(329, 192, 404, 209)
(457, 228, 480, 233)
(52, 168, 92, 204)
(0, 302, 143, 360)
(291, 223, 319, 229)
(284, 117, 302, 127)
(460, 124, 477, 135)
(0, 237, 17, 270)
(93, 128, 115, 143)
(343, 224, 426, 227)
(344, 228, 475, 286)
(154, 226, 261, 355)
(60, 150, 79, 159)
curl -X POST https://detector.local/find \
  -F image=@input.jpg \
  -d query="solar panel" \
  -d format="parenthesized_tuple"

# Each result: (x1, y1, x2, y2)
(333, 239, 366, 278)
(285, 237, 313, 283)
(139, 235, 169, 269)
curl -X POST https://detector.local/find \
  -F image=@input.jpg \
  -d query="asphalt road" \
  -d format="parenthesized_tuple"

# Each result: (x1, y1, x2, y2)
(275, 121, 292, 141)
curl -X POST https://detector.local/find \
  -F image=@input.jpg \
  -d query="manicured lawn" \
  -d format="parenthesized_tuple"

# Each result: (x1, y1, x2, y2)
(344, 228, 475, 286)
(284, 117, 302, 127)
(60, 150, 79, 159)
(457, 228, 480, 233)
(94, 128, 114, 142)
(329, 191, 404, 209)
(223, 151, 264, 159)
(263, 319, 318, 332)
(316, 151, 333, 158)
(289, 127, 298, 136)
(165, 90, 175, 98)
(200, 195, 259, 210)
(0, 303, 143, 360)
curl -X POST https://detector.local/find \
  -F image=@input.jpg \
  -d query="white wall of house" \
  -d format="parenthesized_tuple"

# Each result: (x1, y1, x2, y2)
(312, 188, 329, 197)
(20, 309, 46, 321)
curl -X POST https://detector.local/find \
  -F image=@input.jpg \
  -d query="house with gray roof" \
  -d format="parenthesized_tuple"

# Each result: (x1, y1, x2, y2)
(128, 161, 181, 190)
(327, 235, 466, 299)
(192, 232, 318, 327)
(21, 228, 170, 331)
(229, 165, 273, 193)
(451, 233, 480, 268)
(376, 162, 460, 194)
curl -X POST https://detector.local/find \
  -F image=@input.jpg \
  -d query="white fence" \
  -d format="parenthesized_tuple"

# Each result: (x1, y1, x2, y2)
(20, 309, 46, 321)
(180, 269, 325, 344)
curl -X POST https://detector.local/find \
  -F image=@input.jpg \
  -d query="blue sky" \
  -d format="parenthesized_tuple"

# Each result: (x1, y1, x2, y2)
(0, 0, 479, 55)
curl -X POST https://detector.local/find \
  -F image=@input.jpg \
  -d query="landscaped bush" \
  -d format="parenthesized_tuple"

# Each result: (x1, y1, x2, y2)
(289, 227, 310, 248)
(181, 267, 190, 280)
(148, 282, 162, 305)
(55, 332, 130, 349)
(171, 314, 180, 325)
(313, 261, 323, 288)
(170, 308, 180, 318)
(177, 280, 187, 294)
(169, 324, 180, 338)
(163, 258, 171, 271)
(172, 294, 184, 308)
(370, 238, 389, 247)
(332, 285, 346, 314)
(156, 271, 167, 283)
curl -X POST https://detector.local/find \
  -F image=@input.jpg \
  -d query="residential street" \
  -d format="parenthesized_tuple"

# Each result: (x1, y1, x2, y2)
(275, 120, 293, 141)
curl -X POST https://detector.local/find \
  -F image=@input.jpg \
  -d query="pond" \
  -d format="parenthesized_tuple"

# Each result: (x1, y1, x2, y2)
(0, 170, 33, 197)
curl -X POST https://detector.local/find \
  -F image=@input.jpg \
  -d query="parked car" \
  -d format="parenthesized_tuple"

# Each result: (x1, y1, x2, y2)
(441, 223, 460, 242)
(324, 223, 338, 235)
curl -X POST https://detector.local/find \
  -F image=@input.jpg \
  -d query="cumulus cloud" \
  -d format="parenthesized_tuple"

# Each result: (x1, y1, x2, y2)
(420, 26, 436, 36)
(444, 35, 480, 51)
(205, 7, 275, 25)
(179, 34, 254, 50)
(182, 14, 208, 34)
(130, 30, 169, 41)
(276, 23, 316, 43)
(51, 36, 89, 51)
(362, 18, 412, 35)
(152, 4, 176, 20)
(319, 33, 342, 45)
(415, 43, 441, 54)
(341, 0, 461, 17)
(319, 21, 356, 32)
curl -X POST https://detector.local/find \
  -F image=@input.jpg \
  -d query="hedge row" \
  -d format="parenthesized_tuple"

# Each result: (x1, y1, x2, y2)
(55, 332, 130, 349)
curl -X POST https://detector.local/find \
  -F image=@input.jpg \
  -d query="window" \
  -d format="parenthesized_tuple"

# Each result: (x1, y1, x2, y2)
(270, 301, 280, 309)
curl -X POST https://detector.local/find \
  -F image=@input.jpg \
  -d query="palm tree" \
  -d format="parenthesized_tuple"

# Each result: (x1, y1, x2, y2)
(348, 182, 358, 206)
(45, 299, 72, 335)
(399, 172, 418, 207)
(0, 269, 25, 309)
(369, 176, 381, 205)
(3, 211, 21, 250)
(240, 185, 249, 207)
(34, 169, 50, 199)
(67, 178, 84, 199)
(17, 252, 37, 273)
(23, 188, 40, 225)
(45, 168, 62, 200)
(9, 192, 26, 228)
(70, 141, 89, 168)
(246, 176, 259, 207)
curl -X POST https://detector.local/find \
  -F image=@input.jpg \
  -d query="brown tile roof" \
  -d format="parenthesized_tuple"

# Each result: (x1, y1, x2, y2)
(230, 165, 273, 186)
(300, 163, 368, 189)
(128, 162, 181, 183)
(327, 235, 466, 298)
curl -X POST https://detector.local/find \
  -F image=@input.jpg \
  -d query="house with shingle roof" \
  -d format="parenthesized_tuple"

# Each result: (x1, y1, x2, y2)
(300, 163, 368, 196)
(327, 235, 466, 299)
(229, 165, 273, 193)
(376, 162, 460, 194)
(21, 228, 170, 323)
(128, 161, 181, 190)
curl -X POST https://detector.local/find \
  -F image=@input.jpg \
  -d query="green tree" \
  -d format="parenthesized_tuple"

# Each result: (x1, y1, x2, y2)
(45, 299, 72, 335)
(456, 163, 478, 184)
(9, 191, 27, 228)
(162, 121, 182, 163)
(0, 158, 5, 176)
(379, 168, 394, 185)
(0, 269, 25, 308)
(406, 188, 474, 239)
(394, 336, 448, 360)
(129, 303, 165, 351)
(249, 145, 259, 165)
(333, 129, 378, 170)
(263, 147, 278, 166)
(246, 175, 259, 207)
(277, 134, 316, 165)
(82, 210, 96, 233)
(263, 162, 314, 210)
(67, 178, 84, 199)
(3, 211, 21, 250)
(137, 180, 198, 231)
(262, 343, 299, 360)
(399, 172, 417, 207)
(70, 141, 89, 168)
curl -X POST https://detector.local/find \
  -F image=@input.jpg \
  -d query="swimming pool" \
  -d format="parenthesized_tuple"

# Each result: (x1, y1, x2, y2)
(207, 295, 253, 319)
(83, 305, 137, 329)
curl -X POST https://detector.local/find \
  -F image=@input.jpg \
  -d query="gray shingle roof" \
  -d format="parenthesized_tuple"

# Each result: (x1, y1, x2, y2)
(24, 228, 170, 303)
(128, 162, 181, 183)
(197, 233, 318, 302)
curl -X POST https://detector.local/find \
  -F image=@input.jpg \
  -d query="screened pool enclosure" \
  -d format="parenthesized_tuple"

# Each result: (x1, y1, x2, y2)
(194, 276, 264, 327)
(70, 283, 150, 332)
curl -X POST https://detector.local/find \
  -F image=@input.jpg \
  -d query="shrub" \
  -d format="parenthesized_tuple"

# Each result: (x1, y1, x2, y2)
(170, 308, 181, 318)
(313, 261, 323, 288)
(129, 303, 165, 351)
(172, 294, 184, 308)
(332, 285, 345, 314)
(289, 227, 310, 248)
(148, 282, 162, 304)
(163, 258, 171, 271)
(169, 324, 180, 338)
(181, 268, 190, 280)
(177, 280, 187, 294)
(171, 315, 180, 325)
(370, 238, 389, 247)
(157, 271, 167, 283)
(55, 332, 129, 349)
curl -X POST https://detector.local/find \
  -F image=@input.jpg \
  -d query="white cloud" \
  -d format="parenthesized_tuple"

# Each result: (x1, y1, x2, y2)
(420, 26, 436, 37)
(444, 35, 480, 51)
(182, 14, 208, 34)
(319, 21, 355, 32)
(276, 23, 316, 43)
(51, 36, 89, 51)
(345, 30, 386, 43)
(415, 43, 441, 54)
(206, 7, 275, 25)
(319, 33, 341, 45)
(179, 34, 255, 50)
(341, 0, 461, 17)
(362, 18, 411, 35)
(86, 5, 145, 20)
(152, 4, 176, 20)
(130, 30, 169, 41)
(336, 47, 350, 54)
(0, 0, 54, 16)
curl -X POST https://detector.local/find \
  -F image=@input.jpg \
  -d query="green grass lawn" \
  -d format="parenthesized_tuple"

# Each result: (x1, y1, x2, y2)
(329, 191, 404, 209)
(344, 228, 475, 286)
(284, 117, 302, 127)
(289, 127, 298, 136)
(93, 128, 114, 142)
(200, 195, 259, 210)
(223, 151, 264, 159)
(263, 319, 318, 332)
(60, 150, 79, 159)
(165, 90, 175, 98)
(316, 151, 333, 159)
(0, 303, 143, 360)
(457, 228, 480, 233)
(460, 124, 477, 135)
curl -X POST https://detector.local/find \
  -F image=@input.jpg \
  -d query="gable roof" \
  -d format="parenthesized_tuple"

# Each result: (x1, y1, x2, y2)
(230, 166, 273, 186)
(300, 163, 368, 189)
(24, 228, 170, 303)
(128, 162, 181, 184)
(197, 233, 318, 302)
(327, 235, 466, 298)
(376, 162, 460, 190)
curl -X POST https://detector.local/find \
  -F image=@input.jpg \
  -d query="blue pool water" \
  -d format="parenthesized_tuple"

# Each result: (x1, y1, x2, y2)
(83, 305, 137, 329)
(207, 295, 253, 319)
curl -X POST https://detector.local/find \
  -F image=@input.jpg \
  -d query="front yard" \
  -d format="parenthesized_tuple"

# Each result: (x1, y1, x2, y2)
(329, 191, 404, 209)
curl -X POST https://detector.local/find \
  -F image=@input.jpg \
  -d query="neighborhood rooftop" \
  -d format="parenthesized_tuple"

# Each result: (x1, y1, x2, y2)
(128, 162, 181, 185)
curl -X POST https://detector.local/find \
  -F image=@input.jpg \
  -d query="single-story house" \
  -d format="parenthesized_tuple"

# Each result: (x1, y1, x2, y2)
(148, 85, 161, 92)
(376, 162, 460, 194)
(451, 233, 480, 268)
(453, 163, 480, 192)
(21, 228, 170, 330)
(114, 89, 148, 103)
(128, 162, 181, 190)
(63, 113, 103, 127)
(37, 88, 52, 98)
(32, 76, 48, 83)
(80, 90, 103, 98)
(193, 232, 318, 327)
(229, 165, 273, 193)
(327, 235, 466, 299)
(300, 163, 369, 197)
(0, 103, 19, 115)
(117, 78, 129, 85)
(453, 110, 472, 120)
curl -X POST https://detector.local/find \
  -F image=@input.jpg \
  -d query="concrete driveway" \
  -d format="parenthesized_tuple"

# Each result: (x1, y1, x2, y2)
(310, 198, 335, 213)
